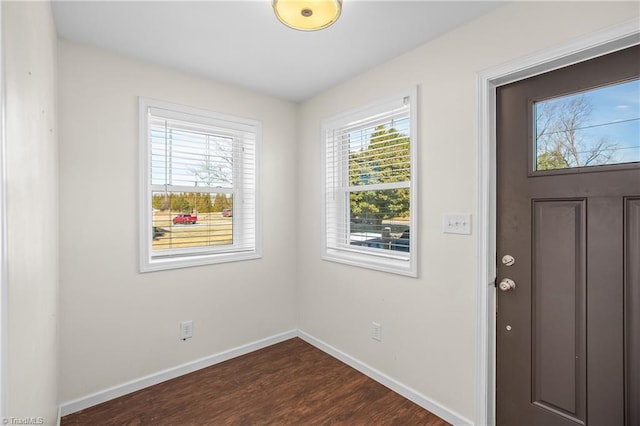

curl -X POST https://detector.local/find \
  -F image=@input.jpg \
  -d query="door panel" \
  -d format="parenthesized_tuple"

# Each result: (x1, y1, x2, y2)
(496, 45, 640, 425)
(532, 200, 586, 423)
(587, 196, 625, 426)
(625, 198, 640, 426)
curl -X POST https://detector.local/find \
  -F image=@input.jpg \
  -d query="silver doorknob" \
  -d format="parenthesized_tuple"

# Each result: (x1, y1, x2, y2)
(499, 278, 516, 292)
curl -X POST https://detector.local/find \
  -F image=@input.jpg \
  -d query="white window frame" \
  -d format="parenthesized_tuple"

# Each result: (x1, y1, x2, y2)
(321, 88, 418, 277)
(139, 98, 261, 272)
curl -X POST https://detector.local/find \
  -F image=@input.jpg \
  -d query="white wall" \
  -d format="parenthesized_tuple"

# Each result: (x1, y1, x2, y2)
(296, 2, 639, 423)
(57, 41, 298, 403)
(3, 1, 59, 423)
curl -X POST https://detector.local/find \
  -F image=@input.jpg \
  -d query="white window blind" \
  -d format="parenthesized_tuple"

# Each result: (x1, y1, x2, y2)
(323, 90, 417, 276)
(139, 98, 261, 272)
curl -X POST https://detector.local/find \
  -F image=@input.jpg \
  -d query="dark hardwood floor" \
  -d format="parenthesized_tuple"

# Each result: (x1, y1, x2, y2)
(62, 337, 450, 425)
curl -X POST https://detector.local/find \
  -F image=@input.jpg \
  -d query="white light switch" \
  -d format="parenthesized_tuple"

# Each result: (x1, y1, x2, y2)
(443, 213, 472, 235)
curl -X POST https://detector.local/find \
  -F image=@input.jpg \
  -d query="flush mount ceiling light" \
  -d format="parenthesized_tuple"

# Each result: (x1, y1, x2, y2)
(272, 0, 342, 31)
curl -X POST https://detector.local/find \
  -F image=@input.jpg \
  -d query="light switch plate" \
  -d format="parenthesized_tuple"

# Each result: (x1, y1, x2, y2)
(443, 213, 472, 235)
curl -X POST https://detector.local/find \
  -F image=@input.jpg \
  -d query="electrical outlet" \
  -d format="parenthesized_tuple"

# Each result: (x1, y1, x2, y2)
(180, 320, 193, 340)
(371, 322, 382, 342)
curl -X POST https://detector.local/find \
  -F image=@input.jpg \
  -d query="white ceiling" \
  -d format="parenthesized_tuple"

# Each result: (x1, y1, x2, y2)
(52, 1, 504, 102)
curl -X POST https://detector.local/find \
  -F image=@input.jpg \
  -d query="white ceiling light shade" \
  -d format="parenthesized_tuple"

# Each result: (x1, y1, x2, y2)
(272, 0, 342, 31)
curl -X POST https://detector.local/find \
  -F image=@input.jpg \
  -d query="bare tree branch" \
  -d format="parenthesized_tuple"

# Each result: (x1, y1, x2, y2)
(535, 94, 619, 170)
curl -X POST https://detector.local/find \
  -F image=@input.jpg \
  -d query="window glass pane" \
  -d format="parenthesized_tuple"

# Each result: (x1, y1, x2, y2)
(349, 189, 410, 252)
(151, 191, 233, 250)
(151, 121, 234, 188)
(348, 121, 411, 185)
(534, 79, 640, 171)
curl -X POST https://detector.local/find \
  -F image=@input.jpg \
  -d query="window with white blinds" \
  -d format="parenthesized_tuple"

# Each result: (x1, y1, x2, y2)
(139, 98, 261, 272)
(322, 89, 418, 276)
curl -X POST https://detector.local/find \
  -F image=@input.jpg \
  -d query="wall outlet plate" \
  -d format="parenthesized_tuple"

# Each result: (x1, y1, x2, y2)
(371, 322, 382, 342)
(180, 320, 193, 340)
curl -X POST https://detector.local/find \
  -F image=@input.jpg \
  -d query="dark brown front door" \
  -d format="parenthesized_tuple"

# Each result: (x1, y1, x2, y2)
(496, 45, 640, 426)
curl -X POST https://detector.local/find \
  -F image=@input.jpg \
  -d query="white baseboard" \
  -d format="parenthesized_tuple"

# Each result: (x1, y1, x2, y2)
(297, 330, 474, 426)
(59, 329, 297, 417)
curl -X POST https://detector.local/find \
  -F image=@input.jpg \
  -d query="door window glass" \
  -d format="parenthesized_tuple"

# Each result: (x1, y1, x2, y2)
(534, 78, 639, 171)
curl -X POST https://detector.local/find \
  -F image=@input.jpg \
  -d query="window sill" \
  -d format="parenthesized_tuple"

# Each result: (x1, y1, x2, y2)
(322, 250, 416, 277)
(140, 251, 262, 273)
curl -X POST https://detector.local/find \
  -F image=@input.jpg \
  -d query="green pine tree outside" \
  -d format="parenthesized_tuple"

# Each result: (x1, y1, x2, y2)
(152, 192, 232, 213)
(348, 125, 410, 226)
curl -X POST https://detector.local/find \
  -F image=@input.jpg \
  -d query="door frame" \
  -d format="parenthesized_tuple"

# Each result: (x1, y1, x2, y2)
(475, 20, 640, 426)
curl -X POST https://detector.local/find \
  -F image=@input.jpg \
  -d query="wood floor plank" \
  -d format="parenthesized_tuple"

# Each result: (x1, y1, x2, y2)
(62, 338, 450, 425)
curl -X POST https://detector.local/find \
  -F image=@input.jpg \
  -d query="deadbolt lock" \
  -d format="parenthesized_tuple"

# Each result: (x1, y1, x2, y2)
(499, 278, 516, 292)
(501, 255, 515, 266)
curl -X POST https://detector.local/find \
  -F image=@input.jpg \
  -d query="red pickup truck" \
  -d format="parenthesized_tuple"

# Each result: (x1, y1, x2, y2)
(173, 214, 197, 225)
